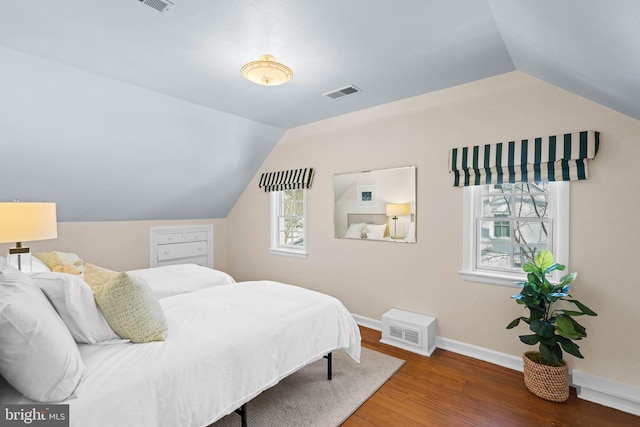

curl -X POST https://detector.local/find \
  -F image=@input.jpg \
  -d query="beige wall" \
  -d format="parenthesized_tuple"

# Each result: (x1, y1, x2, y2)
(226, 71, 640, 387)
(0, 218, 227, 272)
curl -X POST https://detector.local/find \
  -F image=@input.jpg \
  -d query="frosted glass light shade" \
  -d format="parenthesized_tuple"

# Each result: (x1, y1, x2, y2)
(242, 55, 293, 86)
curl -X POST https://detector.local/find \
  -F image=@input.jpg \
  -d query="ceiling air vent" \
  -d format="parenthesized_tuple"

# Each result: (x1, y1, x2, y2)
(323, 85, 361, 100)
(138, 0, 175, 13)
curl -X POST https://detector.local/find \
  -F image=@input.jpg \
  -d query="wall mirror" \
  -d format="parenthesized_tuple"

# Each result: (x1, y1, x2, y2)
(333, 166, 416, 243)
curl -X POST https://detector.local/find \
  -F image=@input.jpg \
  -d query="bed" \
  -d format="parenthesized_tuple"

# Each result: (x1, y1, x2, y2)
(0, 257, 361, 427)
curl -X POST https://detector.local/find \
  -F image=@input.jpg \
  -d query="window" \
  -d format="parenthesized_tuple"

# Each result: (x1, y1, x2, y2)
(461, 182, 569, 287)
(270, 189, 307, 258)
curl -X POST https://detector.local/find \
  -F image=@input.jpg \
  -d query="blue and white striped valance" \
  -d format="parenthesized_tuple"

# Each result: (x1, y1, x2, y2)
(448, 130, 600, 187)
(258, 168, 315, 192)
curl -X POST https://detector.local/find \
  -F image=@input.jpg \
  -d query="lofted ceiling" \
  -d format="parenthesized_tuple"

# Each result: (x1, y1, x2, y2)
(2, 0, 638, 129)
(0, 0, 638, 221)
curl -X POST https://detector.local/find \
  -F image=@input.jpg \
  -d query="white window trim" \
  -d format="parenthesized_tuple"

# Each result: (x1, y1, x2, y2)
(269, 190, 308, 259)
(460, 182, 569, 287)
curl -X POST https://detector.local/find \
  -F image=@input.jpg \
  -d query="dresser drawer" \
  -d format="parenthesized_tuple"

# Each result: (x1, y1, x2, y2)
(155, 233, 184, 244)
(184, 231, 206, 241)
(150, 224, 214, 268)
(157, 241, 207, 261)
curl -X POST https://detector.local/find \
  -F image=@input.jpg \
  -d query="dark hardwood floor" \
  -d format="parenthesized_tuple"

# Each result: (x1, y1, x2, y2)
(342, 326, 639, 426)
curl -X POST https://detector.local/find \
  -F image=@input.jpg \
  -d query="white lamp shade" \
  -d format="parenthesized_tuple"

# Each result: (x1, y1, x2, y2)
(386, 203, 410, 217)
(0, 203, 58, 243)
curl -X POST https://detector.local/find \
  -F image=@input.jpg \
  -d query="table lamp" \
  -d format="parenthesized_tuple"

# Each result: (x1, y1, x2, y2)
(0, 202, 58, 272)
(386, 203, 410, 239)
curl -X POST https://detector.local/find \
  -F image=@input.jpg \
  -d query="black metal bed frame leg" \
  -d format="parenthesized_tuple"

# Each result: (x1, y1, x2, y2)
(232, 353, 332, 426)
(235, 403, 247, 427)
(323, 352, 332, 380)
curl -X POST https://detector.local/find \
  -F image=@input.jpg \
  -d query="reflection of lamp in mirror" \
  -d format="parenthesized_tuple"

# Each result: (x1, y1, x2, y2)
(0, 202, 58, 272)
(386, 203, 410, 239)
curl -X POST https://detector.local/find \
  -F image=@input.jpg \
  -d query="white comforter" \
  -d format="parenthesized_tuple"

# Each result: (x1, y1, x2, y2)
(127, 263, 236, 300)
(2, 281, 361, 427)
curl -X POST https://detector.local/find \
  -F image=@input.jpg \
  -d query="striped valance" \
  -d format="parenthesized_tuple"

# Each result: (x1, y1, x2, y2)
(448, 130, 600, 187)
(258, 168, 315, 192)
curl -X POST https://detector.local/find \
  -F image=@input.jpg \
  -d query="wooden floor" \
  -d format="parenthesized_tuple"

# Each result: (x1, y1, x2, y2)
(342, 326, 639, 427)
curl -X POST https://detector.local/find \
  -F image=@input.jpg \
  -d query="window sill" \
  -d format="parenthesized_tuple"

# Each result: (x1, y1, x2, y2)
(459, 270, 525, 288)
(269, 248, 308, 259)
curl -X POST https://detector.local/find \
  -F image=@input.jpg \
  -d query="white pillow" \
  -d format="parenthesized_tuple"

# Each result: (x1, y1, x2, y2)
(127, 264, 236, 300)
(366, 223, 387, 240)
(0, 256, 5, 268)
(31, 256, 51, 272)
(345, 222, 366, 239)
(0, 266, 85, 402)
(31, 272, 123, 344)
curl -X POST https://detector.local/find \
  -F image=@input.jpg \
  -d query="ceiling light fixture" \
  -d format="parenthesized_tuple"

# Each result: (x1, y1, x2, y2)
(241, 55, 293, 86)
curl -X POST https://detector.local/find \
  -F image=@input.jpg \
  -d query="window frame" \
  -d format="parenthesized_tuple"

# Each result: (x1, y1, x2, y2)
(460, 181, 569, 287)
(269, 189, 308, 259)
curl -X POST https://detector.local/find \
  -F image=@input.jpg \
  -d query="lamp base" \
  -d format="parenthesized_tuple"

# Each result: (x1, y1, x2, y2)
(8, 245, 32, 272)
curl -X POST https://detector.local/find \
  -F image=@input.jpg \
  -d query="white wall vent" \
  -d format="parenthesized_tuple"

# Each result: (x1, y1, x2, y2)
(138, 0, 175, 14)
(381, 309, 437, 356)
(389, 324, 422, 347)
(323, 85, 362, 100)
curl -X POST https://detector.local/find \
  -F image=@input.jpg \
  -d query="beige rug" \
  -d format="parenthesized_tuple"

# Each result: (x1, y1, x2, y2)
(211, 347, 405, 427)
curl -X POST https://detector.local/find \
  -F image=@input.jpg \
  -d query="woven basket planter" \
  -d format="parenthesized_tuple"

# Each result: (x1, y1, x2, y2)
(522, 352, 570, 402)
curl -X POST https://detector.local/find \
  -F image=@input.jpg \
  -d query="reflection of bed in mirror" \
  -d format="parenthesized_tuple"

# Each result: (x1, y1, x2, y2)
(333, 166, 417, 243)
(344, 213, 415, 242)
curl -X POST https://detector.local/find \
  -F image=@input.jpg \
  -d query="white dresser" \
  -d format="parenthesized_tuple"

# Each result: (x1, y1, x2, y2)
(149, 225, 214, 268)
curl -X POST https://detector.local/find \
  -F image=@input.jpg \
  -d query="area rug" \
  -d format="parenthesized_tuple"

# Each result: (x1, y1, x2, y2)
(211, 347, 405, 427)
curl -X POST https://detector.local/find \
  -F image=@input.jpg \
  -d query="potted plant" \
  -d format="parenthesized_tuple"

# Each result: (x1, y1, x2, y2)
(506, 250, 597, 402)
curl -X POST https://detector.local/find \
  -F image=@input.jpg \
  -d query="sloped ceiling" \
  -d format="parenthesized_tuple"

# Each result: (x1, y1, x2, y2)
(0, 0, 638, 221)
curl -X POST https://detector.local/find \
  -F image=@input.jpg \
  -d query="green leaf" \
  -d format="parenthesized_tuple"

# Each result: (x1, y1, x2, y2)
(540, 280, 552, 295)
(540, 342, 562, 363)
(569, 299, 597, 316)
(556, 315, 581, 339)
(559, 310, 585, 316)
(560, 272, 577, 286)
(535, 250, 555, 270)
(522, 262, 536, 273)
(519, 334, 539, 345)
(549, 292, 568, 298)
(545, 263, 563, 274)
(558, 336, 584, 359)
(530, 320, 555, 339)
(568, 316, 587, 337)
(506, 318, 521, 329)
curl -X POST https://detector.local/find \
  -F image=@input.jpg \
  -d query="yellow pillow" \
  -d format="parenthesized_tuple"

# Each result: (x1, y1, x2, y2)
(83, 263, 118, 290)
(84, 264, 167, 343)
(34, 251, 84, 275)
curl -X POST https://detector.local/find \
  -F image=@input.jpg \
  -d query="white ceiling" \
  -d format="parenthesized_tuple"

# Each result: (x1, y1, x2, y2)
(2, 0, 638, 130)
(1, 0, 639, 221)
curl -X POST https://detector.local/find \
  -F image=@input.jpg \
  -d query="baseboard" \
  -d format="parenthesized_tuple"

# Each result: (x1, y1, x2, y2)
(435, 336, 524, 372)
(353, 313, 640, 417)
(572, 370, 640, 416)
(352, 314, 381, 331)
